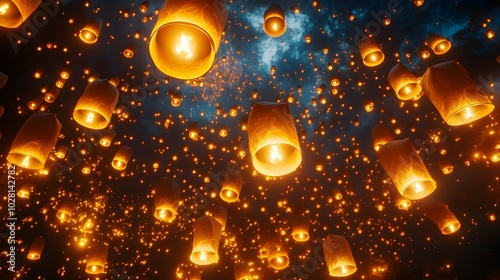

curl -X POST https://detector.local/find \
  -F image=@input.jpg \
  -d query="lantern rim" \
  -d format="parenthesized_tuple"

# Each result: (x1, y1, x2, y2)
(442, 221, 461, 234)
(7, 153, 44, 170)
(85, 264, 105, 274)
(190, 250, 219, 265)
(292, 232, 310, 242)
(253, 143, 302, 177)
(396, 83, 422, 100)
(329, 264, 357, 277)
(403, 180, 436, 200)
(56, 210, 71, 221)
(362, 50, 385, 67)
(27, 253, 41, 260)
(268, 255, 289, 270)
(432, 40, 452, 55)
(154, 208, 176, 222)
(446, 102, 495, 126)
(220, 189, 239, 202)
(79, 29, 99, 44)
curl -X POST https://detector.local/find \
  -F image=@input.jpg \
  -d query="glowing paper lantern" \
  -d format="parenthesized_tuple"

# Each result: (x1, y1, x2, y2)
(437, 158, 453, 174)
(414, 0, 424, 6)
(420, 201, 461, 235)
(149, 0, 228, 79)
(363, 99, 374, 112)
(416, 46, 430, 59)
(85, 243, 108, 274)
(323, 234, 357, 277)
(267, 239, 289, 270)
(79, 18, 103, 44)
(27, 237, 44, 260)
(188, 122, 199, 140)
(377, 138, 436, 200)
(123, 42, 136, 58)
(371, 123, 394, 152)
(212, 206, 227, 231)
(17, 183, 31, 198)
(234, 263, 252, 280)
(111, 146, 132, 170)
(0, 0, 41, 28)
(44, 87, 59, 103)
(248, 103, 302, 176)
(56, 201, 76, 222)
(55, 145, 68, 159)
(7, 113, 62, 169)
(190, 215, 222, 265)
(220, 172, 243, 202)
(153, 177, 181, 222)
(425, 34, 451, 55)
(0, 71, 8, 88)
(388, 63, 422, 100)
(140, 1, 149, 13)
(421, 61, 495, 126)
(263, 4, 286, 37)
(359, 36, 384, 67)
(291, 216, 310, 242)
(73, 79, 119, 130)
(99, 130, 116, 147)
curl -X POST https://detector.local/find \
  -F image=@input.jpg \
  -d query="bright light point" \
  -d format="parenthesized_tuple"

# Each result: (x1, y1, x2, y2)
(270, 145, 282, 163)
(464, 107, 474, 119)
(21, 156, 30, 167)
(342, 266, 347, 274)
(86, 112, 94, 123)
(371, 54, 377, 61)
(414, 183, 423, 193)
(0, 3, 9, 15)
(200, 251, 207, 261)
(176, 33, 193, 59)
(273, 23, 278, 30)
(277, 257, 283, 263)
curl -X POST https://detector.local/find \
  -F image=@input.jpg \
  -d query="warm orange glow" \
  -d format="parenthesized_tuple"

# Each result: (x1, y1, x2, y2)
(0, 0, 41, 29)
(176, 33, 194, 59)
(359, 36, 384, 67)
(263, 4, 286, 37)
(323, 234, 357, 277)
(0, 3, 9, 14)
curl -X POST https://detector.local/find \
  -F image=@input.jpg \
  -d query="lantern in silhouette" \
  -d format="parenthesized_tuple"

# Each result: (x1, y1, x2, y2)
(388, 63, 422, 100)
(190, 215, 222, 265)
(425, 34, 451, 55)
(73, 79, 119, 130)
(56, 201, 76, 222)
(153, 177, 181, 222)
(85, 243, 108, 274)
(263, 4, 286, 37)
(323, 234, 357, 277)
(123, 42, 136, 58)
(421, 61, 494, 126)
(27, 237, 44, 260)
(149, 0, 228, 79)
(377, 138, 436, 200)
(267, 239, 289, 270)
(7, 113, 61, 169)
(0, 0, 41, 28)
(438, 158, 453, 174)
(212, 206, 227, 231)
(99, 130, 116, 147)
(79, 18, 103, 44)
(371, 123, 394, 152)
(112, 146, 132, 170)
(220, 172, 243, 202)
(248, 103, 302, 176)
(0, 71, 8, 88)
(420, 201, 461, 235)
(291, 216, 310, 242)
(359, 36, 384, 67)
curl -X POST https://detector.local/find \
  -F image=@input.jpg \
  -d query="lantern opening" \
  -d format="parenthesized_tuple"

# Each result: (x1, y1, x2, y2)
(443, 222, 460, 234)
(254, 143, 301, 176)
(154, 208, 175, 221)
(404, 180, 436, 200)
(446, 101, 495, 126)
(363, 50, 384, 67)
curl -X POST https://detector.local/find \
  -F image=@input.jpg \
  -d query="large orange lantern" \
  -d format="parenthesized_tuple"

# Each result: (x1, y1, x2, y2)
(323, 234, 357, 277)
(190, 215, 222, 265)
(85, 243, 108, 274)
(248, 103, 302, 176)
(377, 138, 436, 200)
(371, 123, 394, 152)
(291, 216, 310, 242)
(27, 237, 44, 260)
(359, 36, 384, 67)
(424, 34, 451, 55)
(263, 4, 286, 37)
(153, 177, 181, 222)
(79, 18, 103, 44)
(421, 61, 494, 126)
(220, 172, 243, 202)
(420, 201, 461, 235)
(388, 63, 422, 100)
(0, 0, 41, 28)
(7, 113, 61, 169)
(73, 79, 119, 130)
(267, 239, 289, 270)
(111, 146, 132, 170)
(149, 0, 228, 80)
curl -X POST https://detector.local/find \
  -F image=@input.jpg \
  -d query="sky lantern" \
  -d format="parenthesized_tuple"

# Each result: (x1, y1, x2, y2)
(140, 1, 149, 13)
(323, 234, 357, 277)
(414, 0, 424, 6)
(27, 237, 44, 260)
(85, 243, 108, 274)
(111, 146, 132, 170)
(55, 145, 68, 159)
(359, 36, 385, 67)
(17, 182, 31, 198)
(188, 122, 199, 140)
(220, 172, 243, 202)
(291, 215, 310, 242)
(0, 71, 8, 88)
(154, 177, 181, 222)
(79, 18, 103, 44)
(212, 206, 227, 231)
(363, 99, 374, 112)
(56, 201, 76, 222)
(190, 215, 222, 266)
(123, 42, 136, 58)
(420, 201, 461, 235)
(7, 113, 62, 169)
(43, 87, 59, 103)
(149, 0, 228, 80)
(234, 263, 252, 280)
(73, 79, 119, 130)
(247, 103, 302, 177)
(263, 3, 286, 37)
(421, 61, 495, 126)
(388, 63, 422, 100)
(377, 138, 436, 200)
(437, 158, 453, 174)
(99, 130, 116, 147)
(394, 192, 412, 210)
(0, 0, 41, 28)
(416, 46, 430, 59)
(424, 34, 451, 55)
(371, 123, 394, 152)
(267, 238, 289, 270)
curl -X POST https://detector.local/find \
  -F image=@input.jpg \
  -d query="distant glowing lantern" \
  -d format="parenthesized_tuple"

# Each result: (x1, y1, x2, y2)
(421, 61, 495, 126)
(149, 0, 228, 79)
(323, 234, 357, 277)
(153, 177, 181, 222)
(437, 158, 453, 174)
(420, 201, 461, 235)
(413, 0, 424, 6)
(60, 70, 71, 80)
(190, 215, 222, 265)
(79, 18, 103, 44)
(99, 130, 116, 147)
(263, 3, 286, 37)
(234, 263, 252, 280)
(220, 172, 243, 202)
(7, 113, 62, 169)
(170, 91, 182, 107)
(424, 34, 451, 55)
(55, 145, 68, 159)
(73, 79, 119, 130)
(416, 46, 430, 59)
(371, 123, 394, 152)
(363, 99, 374, 112)
(27, 237, 44, 260)
(85, 243, 108, 274)
(140, 1, 149, 13)
(56, 201, 76, 222)
(0, 0, 41, 28)
(248, 103, 302, 177)
(0, 71, 8, 88)
(111, 146, 132, 170)
(219, 126, 228, 137)
(17, 183, 31, 198)
(28, 97, 42, 110)
(212, 206, 227, 231)
(188, 122, 199, 140)
(291, 216, 310, 242)
(44, 87, 60, 103)
(377, 138, 436, 200)
(388, 63, 422, 100)
(359, 36, 384, 67)
(267, 239, 289, 270)
(123, 42, 136, 58)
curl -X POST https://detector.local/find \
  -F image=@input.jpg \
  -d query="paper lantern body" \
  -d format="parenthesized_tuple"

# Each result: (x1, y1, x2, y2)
(149, 0, 228, 79)
(85, 243, 108, 274)
(377, 138, 436, 200)
(267, 240, 289, 270)
(99, 130, 116, 147)
(388, 63, 422, 100)
(438, 159, 453, 174)
(27, 237, 44, 260)
(190, 216, 222, 265)
(123, 42, 137, 58)
(112, 146, 132, 170)
(0, 0, 41, 28)
(154, 177, 181, 222)
(323, 234, 357, 277)
(291, 216, 310, 242)
(0, 71, 8, 88)
(421, 201, 461, 234)
(212, 206, 227, 231)
(73, 79, 119, 129)
(220, 172, 243, 202)
(56, 201, 76, 222)
(248, 103, 302, 176)
(425, 34, 451, 55)
(44, 87, 60, 103)
(359, 36, 384, 67)
(371, 124, 394, 152)
(263, 4, 286, 37)
(7, 113, 62, 169)
(79, 18, 103, 44)
(421, 61, 494, 126)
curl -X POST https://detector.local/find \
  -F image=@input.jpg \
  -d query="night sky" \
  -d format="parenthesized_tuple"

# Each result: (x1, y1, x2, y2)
(0, 0, 500, 279)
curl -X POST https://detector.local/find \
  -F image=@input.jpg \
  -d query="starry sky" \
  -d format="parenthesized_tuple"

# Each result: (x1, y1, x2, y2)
(0, 0, 500, 279)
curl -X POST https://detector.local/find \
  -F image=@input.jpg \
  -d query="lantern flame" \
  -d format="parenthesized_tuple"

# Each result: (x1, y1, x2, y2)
(342, 266, 347, 274)
(159, 209, 166, 219)
(277, 257, 283, 263)
(21, 156, 30, 167)
(86, 112, 94, 123)
(0, 3, 9, 15)
(176, 33, 193, 59)
(200, 251, 207, 261)
(464, 107, 474, 119)
(270, 145, 282, 163)
(273, 23, 278, 30)
(414, 183, 423, 193)
(371, 54, 377, 61)
(448, 224, 455, 232)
